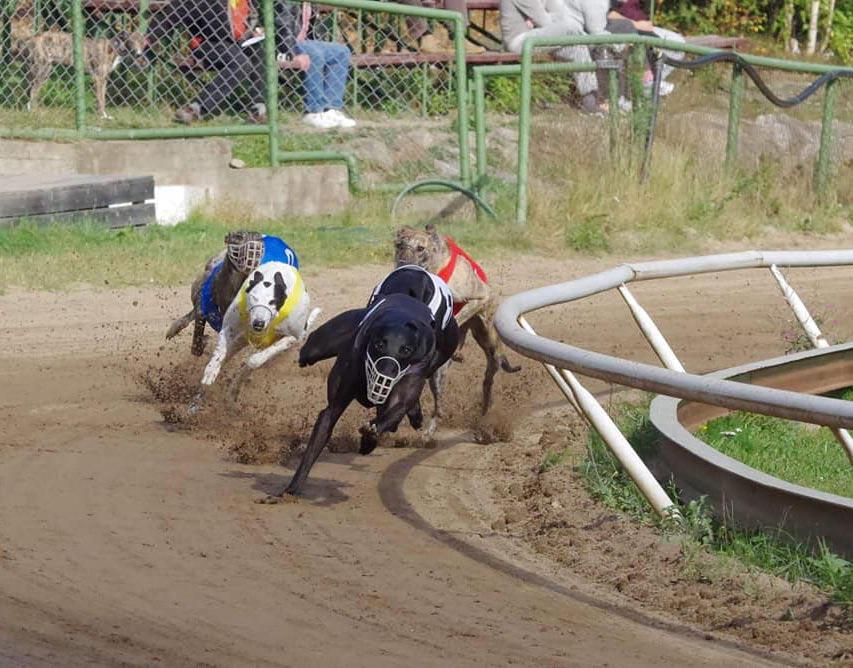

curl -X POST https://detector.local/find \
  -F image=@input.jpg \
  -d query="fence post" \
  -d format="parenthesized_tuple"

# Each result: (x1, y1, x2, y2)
(452, 14, 471, 187)
(72, 0, 86, 132)
(515, 39, 534, 225)
(608, 67, 619, 159)
(814, 77, 838, 200)
(724, 63, 744, 171)
(473, 68, 487, 188)
(262, 0, 279, 167)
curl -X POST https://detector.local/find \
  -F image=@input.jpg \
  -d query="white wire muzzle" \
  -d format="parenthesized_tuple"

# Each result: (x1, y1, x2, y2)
(228, 238, 265, 273)
(365, 351, 410, 405)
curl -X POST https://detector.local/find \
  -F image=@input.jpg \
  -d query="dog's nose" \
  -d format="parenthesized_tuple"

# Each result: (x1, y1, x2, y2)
(252, 320, 265, 331)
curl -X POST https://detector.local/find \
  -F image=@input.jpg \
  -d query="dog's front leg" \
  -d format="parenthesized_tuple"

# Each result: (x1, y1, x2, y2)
(361, 376, 426, 454)
(284, 402, 348, 496)
(246, 335, 297, 370)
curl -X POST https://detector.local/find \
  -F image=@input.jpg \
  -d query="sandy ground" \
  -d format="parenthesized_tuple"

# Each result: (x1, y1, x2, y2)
(1, 253, 851, 666)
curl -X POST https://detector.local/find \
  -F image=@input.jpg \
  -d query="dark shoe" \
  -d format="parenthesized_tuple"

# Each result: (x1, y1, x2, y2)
(246, 103, 268, 125)
(174, 103, 201, 124)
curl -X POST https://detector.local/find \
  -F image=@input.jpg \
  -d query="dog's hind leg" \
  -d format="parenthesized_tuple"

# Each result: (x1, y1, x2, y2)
(298, 308, 365, 367)
(426, 363, 448, 436)
(191, 315, 207, 356)
(468, 315, 502, 415)
(28, 62, 52, 111)
(166, 309, 195, 340)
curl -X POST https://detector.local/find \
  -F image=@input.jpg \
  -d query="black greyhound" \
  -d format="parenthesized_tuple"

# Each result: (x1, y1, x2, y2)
(278, 269, 459, 497)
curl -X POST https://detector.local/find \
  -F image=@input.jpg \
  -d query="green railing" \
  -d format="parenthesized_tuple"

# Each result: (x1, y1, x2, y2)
(0, 0, 471, 192)
(507, 34, 853, 225)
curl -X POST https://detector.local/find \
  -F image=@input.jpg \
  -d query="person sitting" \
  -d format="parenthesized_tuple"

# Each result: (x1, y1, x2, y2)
(145, 0, 268, 124)
(275, 0, 357, 130)
(607, 0, 684, 95)
(394, 0, 485, 54)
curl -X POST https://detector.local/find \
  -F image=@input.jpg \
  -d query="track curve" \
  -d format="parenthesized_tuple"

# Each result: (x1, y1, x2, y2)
(3, 258, 849, 666)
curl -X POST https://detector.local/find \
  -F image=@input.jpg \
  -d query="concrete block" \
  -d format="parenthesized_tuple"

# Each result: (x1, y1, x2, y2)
(154, 185, 211, 226)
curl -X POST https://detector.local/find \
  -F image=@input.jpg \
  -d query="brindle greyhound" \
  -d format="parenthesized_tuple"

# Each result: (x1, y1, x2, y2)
(166, 231, 266, 355)
(394, 224, 519, 414)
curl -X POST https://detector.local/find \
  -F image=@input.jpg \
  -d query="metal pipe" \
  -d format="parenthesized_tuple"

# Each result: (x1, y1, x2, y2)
(769, 264, 853, 465)
(473, 68, 487, 187)
(608, 67, 619, 158)
(617, 284, 685, 372)
(493, 250, 853, 430)
(518, 316, 582, 414)
(72, 0, 86, 132)
(262, 0, 279, 167)
(520, 313, 679, 519)
(725, 63, 744, 171)
(276, 150, 362, 192)
(814, 78, 838, 199)
(515, 38, 535, 225)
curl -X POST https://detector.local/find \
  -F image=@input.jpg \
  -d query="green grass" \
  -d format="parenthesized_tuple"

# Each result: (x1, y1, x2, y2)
(0, 195, 533, 291)
(700, 389, 853, 498)
(574, 401, 853, 606)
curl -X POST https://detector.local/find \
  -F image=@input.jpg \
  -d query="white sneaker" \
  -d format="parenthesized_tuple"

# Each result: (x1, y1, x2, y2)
(644, 80, 675, 97)
(325, 108, 356, 128)
(303, 111, 337, 129)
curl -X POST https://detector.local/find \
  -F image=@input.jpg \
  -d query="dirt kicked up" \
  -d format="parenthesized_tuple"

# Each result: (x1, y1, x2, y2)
(0, 256, 851, 666)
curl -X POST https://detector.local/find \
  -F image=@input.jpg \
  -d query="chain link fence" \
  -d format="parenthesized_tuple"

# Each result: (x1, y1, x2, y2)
(0, 0, 460, 131)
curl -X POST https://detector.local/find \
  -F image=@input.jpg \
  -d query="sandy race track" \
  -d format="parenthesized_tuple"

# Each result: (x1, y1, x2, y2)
(1, 255, 851, 667)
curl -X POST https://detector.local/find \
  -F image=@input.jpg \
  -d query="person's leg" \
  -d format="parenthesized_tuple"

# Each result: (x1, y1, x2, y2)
(244, 42, 267, 119)
(321, 42, 351, 111)
(394, 0, 429, 40)
(652, 26, 684, 80)
(195, 42, 257, 116)
(295, 40, 329, 113)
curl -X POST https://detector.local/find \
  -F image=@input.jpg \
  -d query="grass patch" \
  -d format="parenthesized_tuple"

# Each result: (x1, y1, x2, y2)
(699, 391, 853, 498)
(577, 401, 852, 606)
(0, 194, 533, 291)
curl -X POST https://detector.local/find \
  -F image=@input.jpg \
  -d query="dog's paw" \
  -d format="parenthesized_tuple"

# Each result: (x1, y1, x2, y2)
(359, 424, 379, 455)
(201, 366, 219, 385)
(246, 352, 267, 370)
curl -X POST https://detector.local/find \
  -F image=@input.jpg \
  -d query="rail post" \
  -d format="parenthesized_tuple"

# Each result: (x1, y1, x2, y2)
(262, 0, 279, 167)
(72, 0, 86, 132)
(515, 38, 534, 225)
(814, 78, 838, 200)
(724, 63, 744, 171)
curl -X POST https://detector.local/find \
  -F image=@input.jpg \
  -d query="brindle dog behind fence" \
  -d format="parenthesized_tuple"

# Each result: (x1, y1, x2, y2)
(15, 29, 147, 119)
(394, 224, 520, 414)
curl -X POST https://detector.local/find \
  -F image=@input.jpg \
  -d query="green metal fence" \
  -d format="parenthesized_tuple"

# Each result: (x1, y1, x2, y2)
(0, 0, 471, 190)
(509, 34, 853, 225)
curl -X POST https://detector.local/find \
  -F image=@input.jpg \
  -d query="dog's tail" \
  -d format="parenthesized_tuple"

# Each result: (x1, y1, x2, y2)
(499, 355, 521, 373)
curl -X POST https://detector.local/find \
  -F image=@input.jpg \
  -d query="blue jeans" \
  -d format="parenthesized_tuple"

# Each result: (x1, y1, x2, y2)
(294, 40, 351, 113)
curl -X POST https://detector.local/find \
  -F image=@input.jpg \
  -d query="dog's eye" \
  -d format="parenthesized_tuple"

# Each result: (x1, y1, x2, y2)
(400, 345, 413, 356)
(269, 299, 277, 306)
(416, 245, 425, 252)
(263, 281, 271, 288)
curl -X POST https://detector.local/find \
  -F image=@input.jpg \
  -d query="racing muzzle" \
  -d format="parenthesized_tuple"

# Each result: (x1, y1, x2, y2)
(228, 238, 264, 273)
(365, 351, 410, 405)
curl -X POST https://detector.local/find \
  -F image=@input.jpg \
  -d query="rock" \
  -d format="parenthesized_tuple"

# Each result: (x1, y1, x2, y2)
(229, 158, 246, 169)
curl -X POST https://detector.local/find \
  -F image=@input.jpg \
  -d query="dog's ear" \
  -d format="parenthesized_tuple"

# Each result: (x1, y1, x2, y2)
(246, 270, 263, 293)
(406, 320, 435, 360)
(273, 271, 287, 311)
(425, 224, 442, 248)
(394, 227, 411, 247)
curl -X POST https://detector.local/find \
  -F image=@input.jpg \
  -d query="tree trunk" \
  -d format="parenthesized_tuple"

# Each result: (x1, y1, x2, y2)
(782, 0, 794, 51)
(820, 0, 836, 52)
(806, 0, 821, 54)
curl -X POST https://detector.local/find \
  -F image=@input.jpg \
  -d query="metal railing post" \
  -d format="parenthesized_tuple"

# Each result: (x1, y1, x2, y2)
(451, 13, 471, 186)
(515, 39, 534, 225)
(72, 0, 86, 132)
(814, 78, 838, 199)
(724, 63, 744, 171)
(769, 264, 853, 465)
(473, 68, 487, 188)
(262, 0, 279, 167)
(618, 285, 685, 372)
(608, 67, 619, 159)
(518, 315, 680, 521)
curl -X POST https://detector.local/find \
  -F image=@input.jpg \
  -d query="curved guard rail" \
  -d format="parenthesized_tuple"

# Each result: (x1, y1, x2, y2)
(495, 250, 853, 429)
(650, 344, 853, 557)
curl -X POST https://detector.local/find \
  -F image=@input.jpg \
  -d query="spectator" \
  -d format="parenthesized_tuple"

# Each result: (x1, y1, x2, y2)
(275, 0, 357, 129)
(396, 0, 484, 54)
(145, 0, 268, 124)
(608, 0, 684, 94)
(500, 0, 625, 113)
